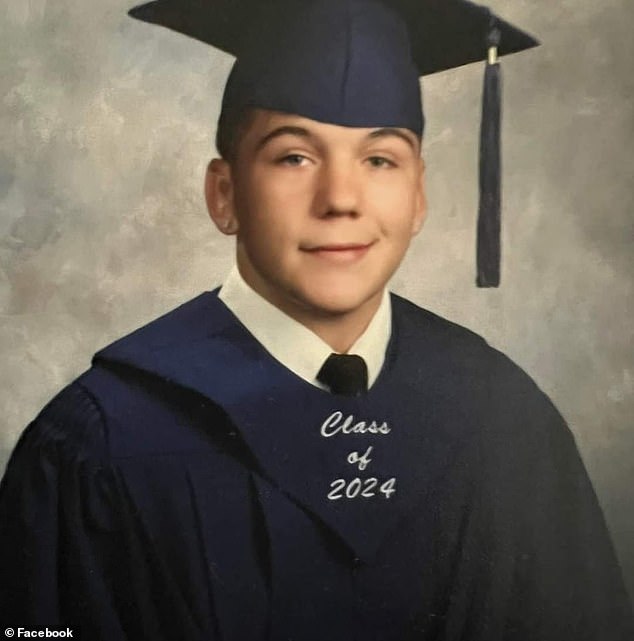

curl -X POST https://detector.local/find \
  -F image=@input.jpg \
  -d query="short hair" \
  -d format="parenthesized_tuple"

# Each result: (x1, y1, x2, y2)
(215, 107, 256, 162)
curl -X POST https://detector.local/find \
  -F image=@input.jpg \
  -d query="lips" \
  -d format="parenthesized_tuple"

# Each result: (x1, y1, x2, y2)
(301, 241, 375, 263)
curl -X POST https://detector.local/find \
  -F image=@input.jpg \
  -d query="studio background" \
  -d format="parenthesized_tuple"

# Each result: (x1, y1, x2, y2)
(1, 0, 632, 603)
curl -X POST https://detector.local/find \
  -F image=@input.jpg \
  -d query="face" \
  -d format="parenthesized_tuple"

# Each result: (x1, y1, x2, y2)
(206, 110, 426, 322)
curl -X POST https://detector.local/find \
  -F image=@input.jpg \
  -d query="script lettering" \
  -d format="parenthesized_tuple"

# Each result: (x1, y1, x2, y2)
(347, 446, 374, 471)
(327, 477, 397, 501)
(320, 411, 391, 438)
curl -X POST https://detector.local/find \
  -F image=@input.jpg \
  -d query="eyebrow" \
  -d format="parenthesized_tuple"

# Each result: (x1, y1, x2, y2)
(366, 128, 419, 152)
(255, 126, 312, 152)
(253, 124, 419, 153)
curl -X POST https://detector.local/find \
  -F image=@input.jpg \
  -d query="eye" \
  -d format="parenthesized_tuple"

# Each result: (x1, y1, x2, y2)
(366, 156, 396, 169)
(277, 154, 310, 167)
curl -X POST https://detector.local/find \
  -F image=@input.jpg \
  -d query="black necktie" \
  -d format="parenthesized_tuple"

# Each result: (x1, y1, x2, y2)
(317, 353, 368, 397)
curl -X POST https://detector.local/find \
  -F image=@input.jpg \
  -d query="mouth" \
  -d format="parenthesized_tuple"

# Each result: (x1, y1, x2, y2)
(301, 241, 376, 263)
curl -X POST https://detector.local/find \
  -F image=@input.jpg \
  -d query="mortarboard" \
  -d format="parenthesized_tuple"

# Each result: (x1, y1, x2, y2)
(128, 0, 539, 287)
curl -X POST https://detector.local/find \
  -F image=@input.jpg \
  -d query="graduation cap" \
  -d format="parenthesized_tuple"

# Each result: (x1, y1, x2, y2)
(128, 0, 539, 287)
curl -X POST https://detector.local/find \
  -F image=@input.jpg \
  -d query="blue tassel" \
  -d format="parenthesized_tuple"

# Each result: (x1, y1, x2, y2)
(477, 21, 502, 287)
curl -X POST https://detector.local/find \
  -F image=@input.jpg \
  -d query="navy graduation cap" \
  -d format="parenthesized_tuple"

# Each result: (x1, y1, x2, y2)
(128, 0, 539, 287)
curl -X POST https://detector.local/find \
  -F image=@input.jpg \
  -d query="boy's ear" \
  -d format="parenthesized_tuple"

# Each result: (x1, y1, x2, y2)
(205, 159, 239, 235)
(411, 157, 427, 236)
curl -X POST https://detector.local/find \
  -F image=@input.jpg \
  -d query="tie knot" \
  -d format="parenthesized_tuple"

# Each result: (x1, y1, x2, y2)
(317, 353, 368, 397)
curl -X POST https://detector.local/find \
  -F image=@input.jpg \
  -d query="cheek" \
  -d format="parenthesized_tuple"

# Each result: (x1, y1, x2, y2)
(370, 184, 422, 239)
(254, 164, 315, 203)
(241, 173, 311, 228)
(234, 188, 301, 262)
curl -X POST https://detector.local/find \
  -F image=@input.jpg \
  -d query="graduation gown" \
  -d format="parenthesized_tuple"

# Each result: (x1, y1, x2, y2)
(1, 291, 632, 640)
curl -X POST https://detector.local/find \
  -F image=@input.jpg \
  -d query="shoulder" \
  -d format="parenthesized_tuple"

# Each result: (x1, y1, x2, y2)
(10, 292, 235, 467)
(390, 299, 589, 506)
(391, 293, 491, 353)
(96, 290, 224, 357)
(8, 372, 232, 475)
(5, 379, 109, 473)
(391, 292, 513, 380)
(391, 293, 570, 441)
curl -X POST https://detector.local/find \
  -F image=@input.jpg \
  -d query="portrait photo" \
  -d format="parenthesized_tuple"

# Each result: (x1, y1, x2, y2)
(1, 0, 632, 637)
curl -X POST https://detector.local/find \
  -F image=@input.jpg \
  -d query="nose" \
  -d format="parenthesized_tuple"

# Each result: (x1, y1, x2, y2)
(314, 160, 361, 218)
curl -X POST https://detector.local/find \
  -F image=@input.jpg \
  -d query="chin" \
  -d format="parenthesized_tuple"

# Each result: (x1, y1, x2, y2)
(295, 281, 380, 318)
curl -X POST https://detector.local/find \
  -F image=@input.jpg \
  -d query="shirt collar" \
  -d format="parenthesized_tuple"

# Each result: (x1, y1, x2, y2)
(218, 266, 391, 390)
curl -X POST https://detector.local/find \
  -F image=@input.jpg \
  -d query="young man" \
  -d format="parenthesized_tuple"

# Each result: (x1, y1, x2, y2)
(1, 0, 632, 639)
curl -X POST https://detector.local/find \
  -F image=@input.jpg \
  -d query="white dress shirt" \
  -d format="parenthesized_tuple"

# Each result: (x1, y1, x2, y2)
(218, 266, 391, 390)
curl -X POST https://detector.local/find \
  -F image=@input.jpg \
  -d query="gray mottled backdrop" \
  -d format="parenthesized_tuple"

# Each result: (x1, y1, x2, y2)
(1, 0, 632, 602)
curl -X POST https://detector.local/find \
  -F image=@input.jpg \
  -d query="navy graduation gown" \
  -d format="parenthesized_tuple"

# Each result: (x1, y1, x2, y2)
(1, 291, 632, 640)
